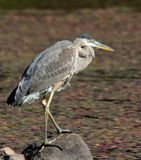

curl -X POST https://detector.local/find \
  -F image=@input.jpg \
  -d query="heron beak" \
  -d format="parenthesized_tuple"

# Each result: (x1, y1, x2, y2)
(89, 39, 115, 52)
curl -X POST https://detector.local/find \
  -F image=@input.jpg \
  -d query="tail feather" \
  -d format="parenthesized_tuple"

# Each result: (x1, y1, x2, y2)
(7, 86, 19, 106)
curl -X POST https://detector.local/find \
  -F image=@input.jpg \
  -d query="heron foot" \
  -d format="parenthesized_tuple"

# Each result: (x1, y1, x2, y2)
(22, 141, 62, 159)
(44, 136, 58, 145)
(41, 136, 62, 151)
(40, 142, 62, 152)
(57, 128, 72, 134)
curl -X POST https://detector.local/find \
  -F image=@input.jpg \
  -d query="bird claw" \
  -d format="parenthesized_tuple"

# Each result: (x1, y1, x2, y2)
(40, 142, 63, 151)
(22, 142, 62, 160)
(57, 128, 72, 134)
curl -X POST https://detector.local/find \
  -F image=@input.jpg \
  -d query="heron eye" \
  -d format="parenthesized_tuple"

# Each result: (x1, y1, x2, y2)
(81, 46, 85, 48)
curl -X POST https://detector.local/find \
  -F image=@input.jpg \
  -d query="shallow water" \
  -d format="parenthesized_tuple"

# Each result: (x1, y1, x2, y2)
(0, 8, 141, 159)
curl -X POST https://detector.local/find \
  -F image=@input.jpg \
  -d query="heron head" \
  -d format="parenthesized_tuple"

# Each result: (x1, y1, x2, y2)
(76, 34, 114, 52)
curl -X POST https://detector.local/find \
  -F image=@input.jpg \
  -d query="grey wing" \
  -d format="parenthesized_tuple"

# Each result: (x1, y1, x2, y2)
(30, 42, 76, 92)
(14, 40, 75, 104)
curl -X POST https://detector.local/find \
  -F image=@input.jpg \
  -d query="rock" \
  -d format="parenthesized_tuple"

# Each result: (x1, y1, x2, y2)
(9, 154, 25, 160)
(0, 147, 15, 155)
(23, 133, 93, 160)
(0, 147, 24, 160)
(0, 133, 93, 160)
(0, 154, 25, 160)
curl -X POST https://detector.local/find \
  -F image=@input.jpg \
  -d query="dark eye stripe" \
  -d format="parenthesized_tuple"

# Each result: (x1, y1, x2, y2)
(78, 34, 91, 39)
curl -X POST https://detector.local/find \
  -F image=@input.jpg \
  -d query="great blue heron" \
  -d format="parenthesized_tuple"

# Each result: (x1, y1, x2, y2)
(7, 34, 114, 145)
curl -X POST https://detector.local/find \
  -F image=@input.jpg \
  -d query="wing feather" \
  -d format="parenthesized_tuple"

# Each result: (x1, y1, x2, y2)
(12, 40, 76, 105)
(30, 45, 76, 92)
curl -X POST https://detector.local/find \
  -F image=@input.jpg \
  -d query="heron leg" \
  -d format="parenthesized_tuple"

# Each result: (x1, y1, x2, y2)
(42, 90, 55, 145)
(43, 99, 71, 134)
(43, 81, 71, 144)
(48, 109, 71, 134)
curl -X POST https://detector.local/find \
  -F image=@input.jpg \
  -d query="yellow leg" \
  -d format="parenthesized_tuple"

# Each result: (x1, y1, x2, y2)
(42, 81, 71, 144)
(42, 90, 55, 144)
(48, 110, 71, 134)
(43, 98, 71, 134)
